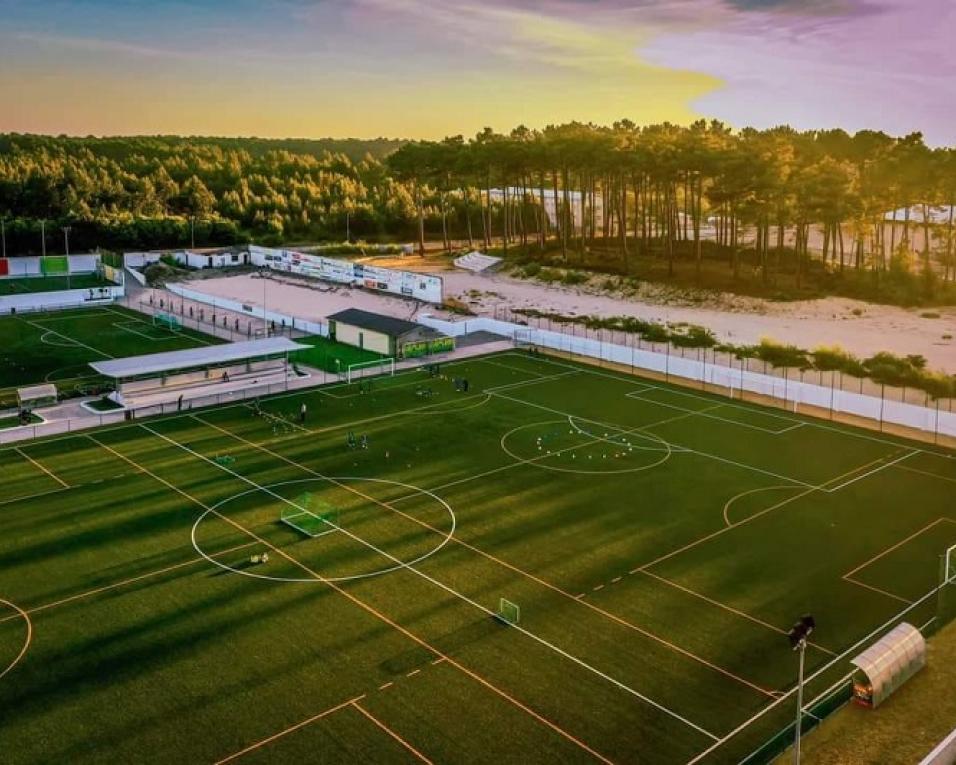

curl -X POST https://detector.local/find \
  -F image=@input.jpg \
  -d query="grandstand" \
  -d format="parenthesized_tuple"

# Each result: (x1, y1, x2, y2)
(89, 337, 309, 409)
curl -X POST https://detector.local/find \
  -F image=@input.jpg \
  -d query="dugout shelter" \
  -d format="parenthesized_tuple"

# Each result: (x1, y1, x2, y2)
(89, 337, 309, 409)
(850, 621, 926, 708)
(17, 383, 57, 410)
(327, 308, 453, 359)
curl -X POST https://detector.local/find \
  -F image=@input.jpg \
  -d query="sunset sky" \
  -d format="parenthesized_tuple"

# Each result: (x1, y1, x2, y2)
(1, 0, 953, 143)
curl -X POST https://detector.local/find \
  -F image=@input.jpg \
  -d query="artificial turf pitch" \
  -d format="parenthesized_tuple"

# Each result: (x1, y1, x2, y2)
(0, 306, 223, 406)
(0, 351, 954, 764)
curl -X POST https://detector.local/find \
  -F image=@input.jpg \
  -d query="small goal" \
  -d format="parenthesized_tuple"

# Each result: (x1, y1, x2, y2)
(940, 543, 956, 627)
(496, 598, 520, 625)
(347, 357, 395, 384)
(279, 493, 340, 538)
(153, 312, 182, 332)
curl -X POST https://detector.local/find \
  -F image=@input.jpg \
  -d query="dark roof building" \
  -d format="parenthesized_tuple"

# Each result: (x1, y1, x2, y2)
(326, 309, 424, 338)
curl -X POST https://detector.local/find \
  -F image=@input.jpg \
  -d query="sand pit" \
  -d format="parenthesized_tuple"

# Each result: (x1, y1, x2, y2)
(176, 269, 956, 373)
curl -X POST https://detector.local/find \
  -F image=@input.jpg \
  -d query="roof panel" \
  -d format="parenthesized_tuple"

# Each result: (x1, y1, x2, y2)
(328, 308, 423, 337)
(89, 337, 309, 378)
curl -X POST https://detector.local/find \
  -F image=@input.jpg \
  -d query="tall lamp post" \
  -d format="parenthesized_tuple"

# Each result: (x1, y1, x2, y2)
(62, 226, 72, 289)
(1, 218, 6, 259)
(788, 614, 816, 765)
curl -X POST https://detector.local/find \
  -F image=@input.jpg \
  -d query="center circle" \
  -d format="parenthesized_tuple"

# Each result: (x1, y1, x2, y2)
(192, 477, 456, 583)
(500, 418, 674, 474)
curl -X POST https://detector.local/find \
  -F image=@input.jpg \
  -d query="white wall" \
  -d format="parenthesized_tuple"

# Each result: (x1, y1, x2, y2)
(1, 254, 101, 277)
(335, 323, 390, 355)
(0, 285, 124, 314)
(417, 314, 956, 439)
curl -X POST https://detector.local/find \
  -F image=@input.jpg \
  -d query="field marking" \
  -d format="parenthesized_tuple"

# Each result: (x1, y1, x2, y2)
(217, 656, 445, 763)
(513, 351, 956, 463)
(93, 432, 621, 763)
(104, 306, 219, 346)
(352, 702, 435, 764)
(0, 598, 32, 681)
(895, 464, 956, 484)
(488, 388, 817, 489)
(841, 517, 956, 605)
(684, 572, 953, 765)
(820, 450, 917, 493)
(196, 414, 777, 702)
(215, 695, 365, 764)
(634, 452, 906, 574)
(484, 370, 580, 394)
(0, 541, 260, 627)
(844, 517, 956, 580)
(638, 571, 838, 657)
(477, 357, 555, 377)
(17, 316, 114, 358)
(722, 485, 803, 527)
(842, 578, 912, 604)
(0, 486, 71, 509)
(14, 447, 70, 489)
(625, 393, 800, 436)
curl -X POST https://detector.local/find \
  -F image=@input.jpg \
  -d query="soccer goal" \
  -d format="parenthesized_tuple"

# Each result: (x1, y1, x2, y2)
(279, 493, 340, 538)
(153, 312, 182, 332)
(496, 598, 520, 625)
(347, 357, 395, 385)
(939, 543, 956, 627)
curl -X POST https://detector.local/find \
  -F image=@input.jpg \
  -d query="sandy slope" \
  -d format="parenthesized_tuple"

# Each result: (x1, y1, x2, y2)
(177, 269, 956, 373)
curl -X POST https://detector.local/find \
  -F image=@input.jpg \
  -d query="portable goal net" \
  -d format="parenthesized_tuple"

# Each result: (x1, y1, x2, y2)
(280, 493, 340, 538)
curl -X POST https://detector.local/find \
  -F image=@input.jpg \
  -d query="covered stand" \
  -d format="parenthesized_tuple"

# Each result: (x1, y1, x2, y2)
(850, 622, 926, 708)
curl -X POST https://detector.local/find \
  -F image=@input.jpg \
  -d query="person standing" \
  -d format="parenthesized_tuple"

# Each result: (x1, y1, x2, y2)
(300, 401, 307, 423)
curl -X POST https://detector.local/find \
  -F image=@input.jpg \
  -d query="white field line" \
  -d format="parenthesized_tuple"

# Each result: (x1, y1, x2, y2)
(195, 412, 777, 700)
(821, 450, 917, 493)
(508, 351, 956, 463)
(104, 306, 218, 346)
(639, 570, 838, 658)
(477, 357, 553, 377)
(844, 517, 956, 579)
(215, 695, 366, 764)
(14, 447, 69, 488)
(895, 464, 956, 484)
(351, 702, 434, 764)
(112, 321, 170, 342)
(684, 577, 952, 765)
(487, 389, 817, 489)
(388, 402, 719, 505)
(165, 417, 724, 740)
(90, 433, 618, 763)
(634, 453, 901, 573)
(484, 370, 580, 394)
(16, 315, 114, 358)
(842, 577, 912, 604)
(625, 393, 797, 435)
(0, 541, 260, 625)
(0, 486, 70, 508)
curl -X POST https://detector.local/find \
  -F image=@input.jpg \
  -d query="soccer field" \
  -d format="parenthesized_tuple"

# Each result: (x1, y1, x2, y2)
(0, 351, 954, 764)
(0, 306, 223, 405)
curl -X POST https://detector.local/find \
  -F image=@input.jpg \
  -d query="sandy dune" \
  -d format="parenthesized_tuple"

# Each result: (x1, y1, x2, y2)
(178, 269, 956, 373)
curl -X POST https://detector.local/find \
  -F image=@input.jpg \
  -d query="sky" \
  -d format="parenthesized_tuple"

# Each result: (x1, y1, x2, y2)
(1, 0, 954, 144)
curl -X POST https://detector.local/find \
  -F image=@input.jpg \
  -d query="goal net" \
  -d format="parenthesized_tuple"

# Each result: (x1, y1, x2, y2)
(153, 312, 182, 332)
(347, 357, 395, 384)
(496, 598, 520, 625)
(280, 493, 339, 538)
(939, 543, 956, 628)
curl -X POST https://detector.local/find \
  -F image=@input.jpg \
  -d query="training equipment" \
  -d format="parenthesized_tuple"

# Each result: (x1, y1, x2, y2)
(346, 357, 395, 384)
(280, 493, 340, 538)
(213, 455, 236, 466)
(497, 598, 520, 625)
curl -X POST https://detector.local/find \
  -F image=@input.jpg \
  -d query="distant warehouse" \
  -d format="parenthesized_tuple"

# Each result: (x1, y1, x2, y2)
(327, 309, 453, 359)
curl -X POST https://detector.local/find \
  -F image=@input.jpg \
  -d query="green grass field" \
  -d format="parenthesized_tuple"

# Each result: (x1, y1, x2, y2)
(0, 351, 954, 764)
(0, 274, 117, 295)
(291, 334, 385, 374)
(0, 306, 224, 407)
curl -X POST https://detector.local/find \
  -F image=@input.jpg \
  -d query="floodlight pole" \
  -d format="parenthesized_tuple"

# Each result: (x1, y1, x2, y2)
(63, 226, 72, 289)
(40, 219, 46, 257)
(793, 638, 806, 765)
(1, 218, 6, 258)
